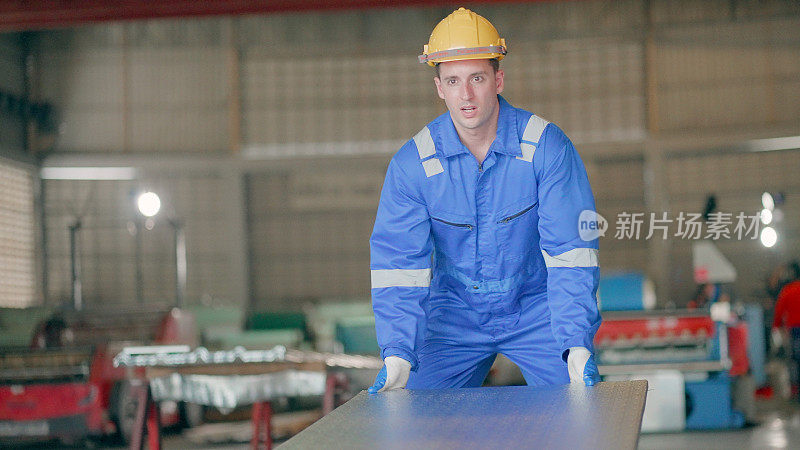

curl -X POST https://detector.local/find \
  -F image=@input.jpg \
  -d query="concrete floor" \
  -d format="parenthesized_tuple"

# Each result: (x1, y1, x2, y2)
(638, 398, 800, 450)
(8, 398, 800, 449)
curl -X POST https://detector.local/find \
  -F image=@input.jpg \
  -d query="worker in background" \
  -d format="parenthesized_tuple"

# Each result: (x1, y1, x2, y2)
(772, 261, 800, 394)
(767, 260, 799, 300)
(368, 8, 601, 393)
(688, 282, 731, 310)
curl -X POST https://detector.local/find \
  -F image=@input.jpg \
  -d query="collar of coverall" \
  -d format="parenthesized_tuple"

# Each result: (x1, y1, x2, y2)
(436, 94, 523, 159)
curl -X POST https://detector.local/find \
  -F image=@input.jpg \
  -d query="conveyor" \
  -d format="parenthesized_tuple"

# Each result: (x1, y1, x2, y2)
(113, 345, 382, 449)
(283, 380, 648, 450)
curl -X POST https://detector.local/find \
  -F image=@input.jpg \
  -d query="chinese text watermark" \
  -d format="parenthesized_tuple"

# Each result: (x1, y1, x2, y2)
(579, 211, 761, 241)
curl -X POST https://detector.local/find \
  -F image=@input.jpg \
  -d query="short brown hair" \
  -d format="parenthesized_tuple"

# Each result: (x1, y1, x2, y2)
(435, 58, 500, 78)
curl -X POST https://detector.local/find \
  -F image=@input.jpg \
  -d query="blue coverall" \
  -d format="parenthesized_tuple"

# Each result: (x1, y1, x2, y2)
(370, 95, 601, 388)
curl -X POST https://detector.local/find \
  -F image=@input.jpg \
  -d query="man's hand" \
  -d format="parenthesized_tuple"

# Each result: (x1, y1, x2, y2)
(567, 347, 599, 386)
(368, 356, 412, 394)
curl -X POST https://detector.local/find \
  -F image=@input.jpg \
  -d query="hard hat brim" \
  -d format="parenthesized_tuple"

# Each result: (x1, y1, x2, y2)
(418, 45, 507, 66)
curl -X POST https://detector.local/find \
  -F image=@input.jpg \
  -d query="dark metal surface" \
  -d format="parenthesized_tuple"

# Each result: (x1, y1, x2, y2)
(282, 380, 648, 450)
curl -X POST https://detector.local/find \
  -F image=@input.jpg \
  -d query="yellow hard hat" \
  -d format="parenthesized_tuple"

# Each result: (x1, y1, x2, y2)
(418, 7, 507, 66)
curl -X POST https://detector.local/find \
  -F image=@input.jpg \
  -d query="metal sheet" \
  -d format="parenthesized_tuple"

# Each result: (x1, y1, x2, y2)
(113, 345, 382, 371)
(282, 381, 648, 450)
(149, 370, 326, 409)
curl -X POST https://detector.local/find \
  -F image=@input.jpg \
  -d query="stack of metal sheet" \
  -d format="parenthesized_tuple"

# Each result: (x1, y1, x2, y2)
(282, 381, 647, 449)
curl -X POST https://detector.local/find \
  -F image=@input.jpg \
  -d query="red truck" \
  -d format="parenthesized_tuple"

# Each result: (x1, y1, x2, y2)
(0, 305, 199, 446)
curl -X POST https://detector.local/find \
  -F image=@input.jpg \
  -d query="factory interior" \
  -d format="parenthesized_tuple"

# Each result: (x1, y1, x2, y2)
(1, 0, 800, 448)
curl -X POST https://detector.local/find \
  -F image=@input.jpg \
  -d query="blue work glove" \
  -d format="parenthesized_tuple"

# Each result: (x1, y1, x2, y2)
(567, 347, 599, 386)
(367, 356, 411, 394)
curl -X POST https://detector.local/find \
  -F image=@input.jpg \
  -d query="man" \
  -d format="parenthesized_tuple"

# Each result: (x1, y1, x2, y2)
(368, 7, 601, 393)
(772, 261, 800, 392)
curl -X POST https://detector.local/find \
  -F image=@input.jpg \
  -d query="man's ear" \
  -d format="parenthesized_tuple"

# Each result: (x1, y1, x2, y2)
(434, 77, 446, 100)
(495, 69, 505, 95)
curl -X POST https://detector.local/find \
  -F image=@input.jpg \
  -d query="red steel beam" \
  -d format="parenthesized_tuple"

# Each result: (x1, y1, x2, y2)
(0, 1, 572, 32)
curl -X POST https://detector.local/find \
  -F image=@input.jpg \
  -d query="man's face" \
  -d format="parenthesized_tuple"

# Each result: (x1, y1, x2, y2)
(434, 59, 504, 133)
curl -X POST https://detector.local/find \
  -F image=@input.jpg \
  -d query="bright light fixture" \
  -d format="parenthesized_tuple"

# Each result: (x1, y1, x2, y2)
(760, 227, 777, 248)
(760, 208, 773, 225)
(137, 192, 161, 217)
(747, 136, 800, 153)
(762, 192, 775, 210)
(40, 167, 136, 180)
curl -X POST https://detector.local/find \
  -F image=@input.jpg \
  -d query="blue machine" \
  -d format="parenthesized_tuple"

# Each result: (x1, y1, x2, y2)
(598, 272, 654, 312)
(596, 310, 747, 431)
(742, 303, 766, 386)
(685, 373, 745, 429)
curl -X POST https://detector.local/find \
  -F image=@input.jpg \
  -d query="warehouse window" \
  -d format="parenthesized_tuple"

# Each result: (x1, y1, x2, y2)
(0, 159, 37, 308)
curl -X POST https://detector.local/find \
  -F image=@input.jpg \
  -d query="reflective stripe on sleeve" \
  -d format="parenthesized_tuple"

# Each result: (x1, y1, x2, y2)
(413, 126, 436, 159)
(371, 268, 432, 288)
(517, 115, 550, 162)
(541, 248, 599, 268)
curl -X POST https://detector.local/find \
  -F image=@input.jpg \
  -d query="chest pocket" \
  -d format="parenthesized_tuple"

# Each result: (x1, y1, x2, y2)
(496, 196, 539, 258)
(429, 211, 475, 264)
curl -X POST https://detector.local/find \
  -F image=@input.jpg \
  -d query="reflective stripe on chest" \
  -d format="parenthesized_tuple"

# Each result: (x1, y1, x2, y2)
(413, 114, 550, 177)
(518, 115, 550, 163)
(413, 126, 443, 177)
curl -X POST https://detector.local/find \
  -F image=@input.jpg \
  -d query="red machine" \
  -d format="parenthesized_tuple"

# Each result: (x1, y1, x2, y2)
(594, 309, 747, 375)
(0, 305, 198, 446)
(593, 310, 722, 370)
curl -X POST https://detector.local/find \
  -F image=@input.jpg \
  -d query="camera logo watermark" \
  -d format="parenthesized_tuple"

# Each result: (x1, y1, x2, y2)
(579, 210, 763, 241)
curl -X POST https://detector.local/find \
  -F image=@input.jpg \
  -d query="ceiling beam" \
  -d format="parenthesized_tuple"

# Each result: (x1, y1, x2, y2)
(0, 1, 569, 32)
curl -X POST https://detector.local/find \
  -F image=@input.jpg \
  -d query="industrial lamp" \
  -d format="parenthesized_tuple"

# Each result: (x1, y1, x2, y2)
(136, 191, 161, 217)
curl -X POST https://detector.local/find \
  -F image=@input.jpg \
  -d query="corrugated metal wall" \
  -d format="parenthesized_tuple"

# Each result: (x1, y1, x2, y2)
(36, 20, 230, 153)
(0, 159, 36, 308)
(247, 164, 385, 309)
(0, 34, 37, 308)
(0, 34, 26, 154)
(43, 170, 240, 306)
(35, 0, 800, 309)
(656, 18, 800, 131)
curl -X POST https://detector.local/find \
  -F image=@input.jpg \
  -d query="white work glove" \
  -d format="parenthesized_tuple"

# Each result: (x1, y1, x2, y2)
(771, 328, 784, 351)
(367, 356, 412, 394)
(567, 347, 599, 386)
